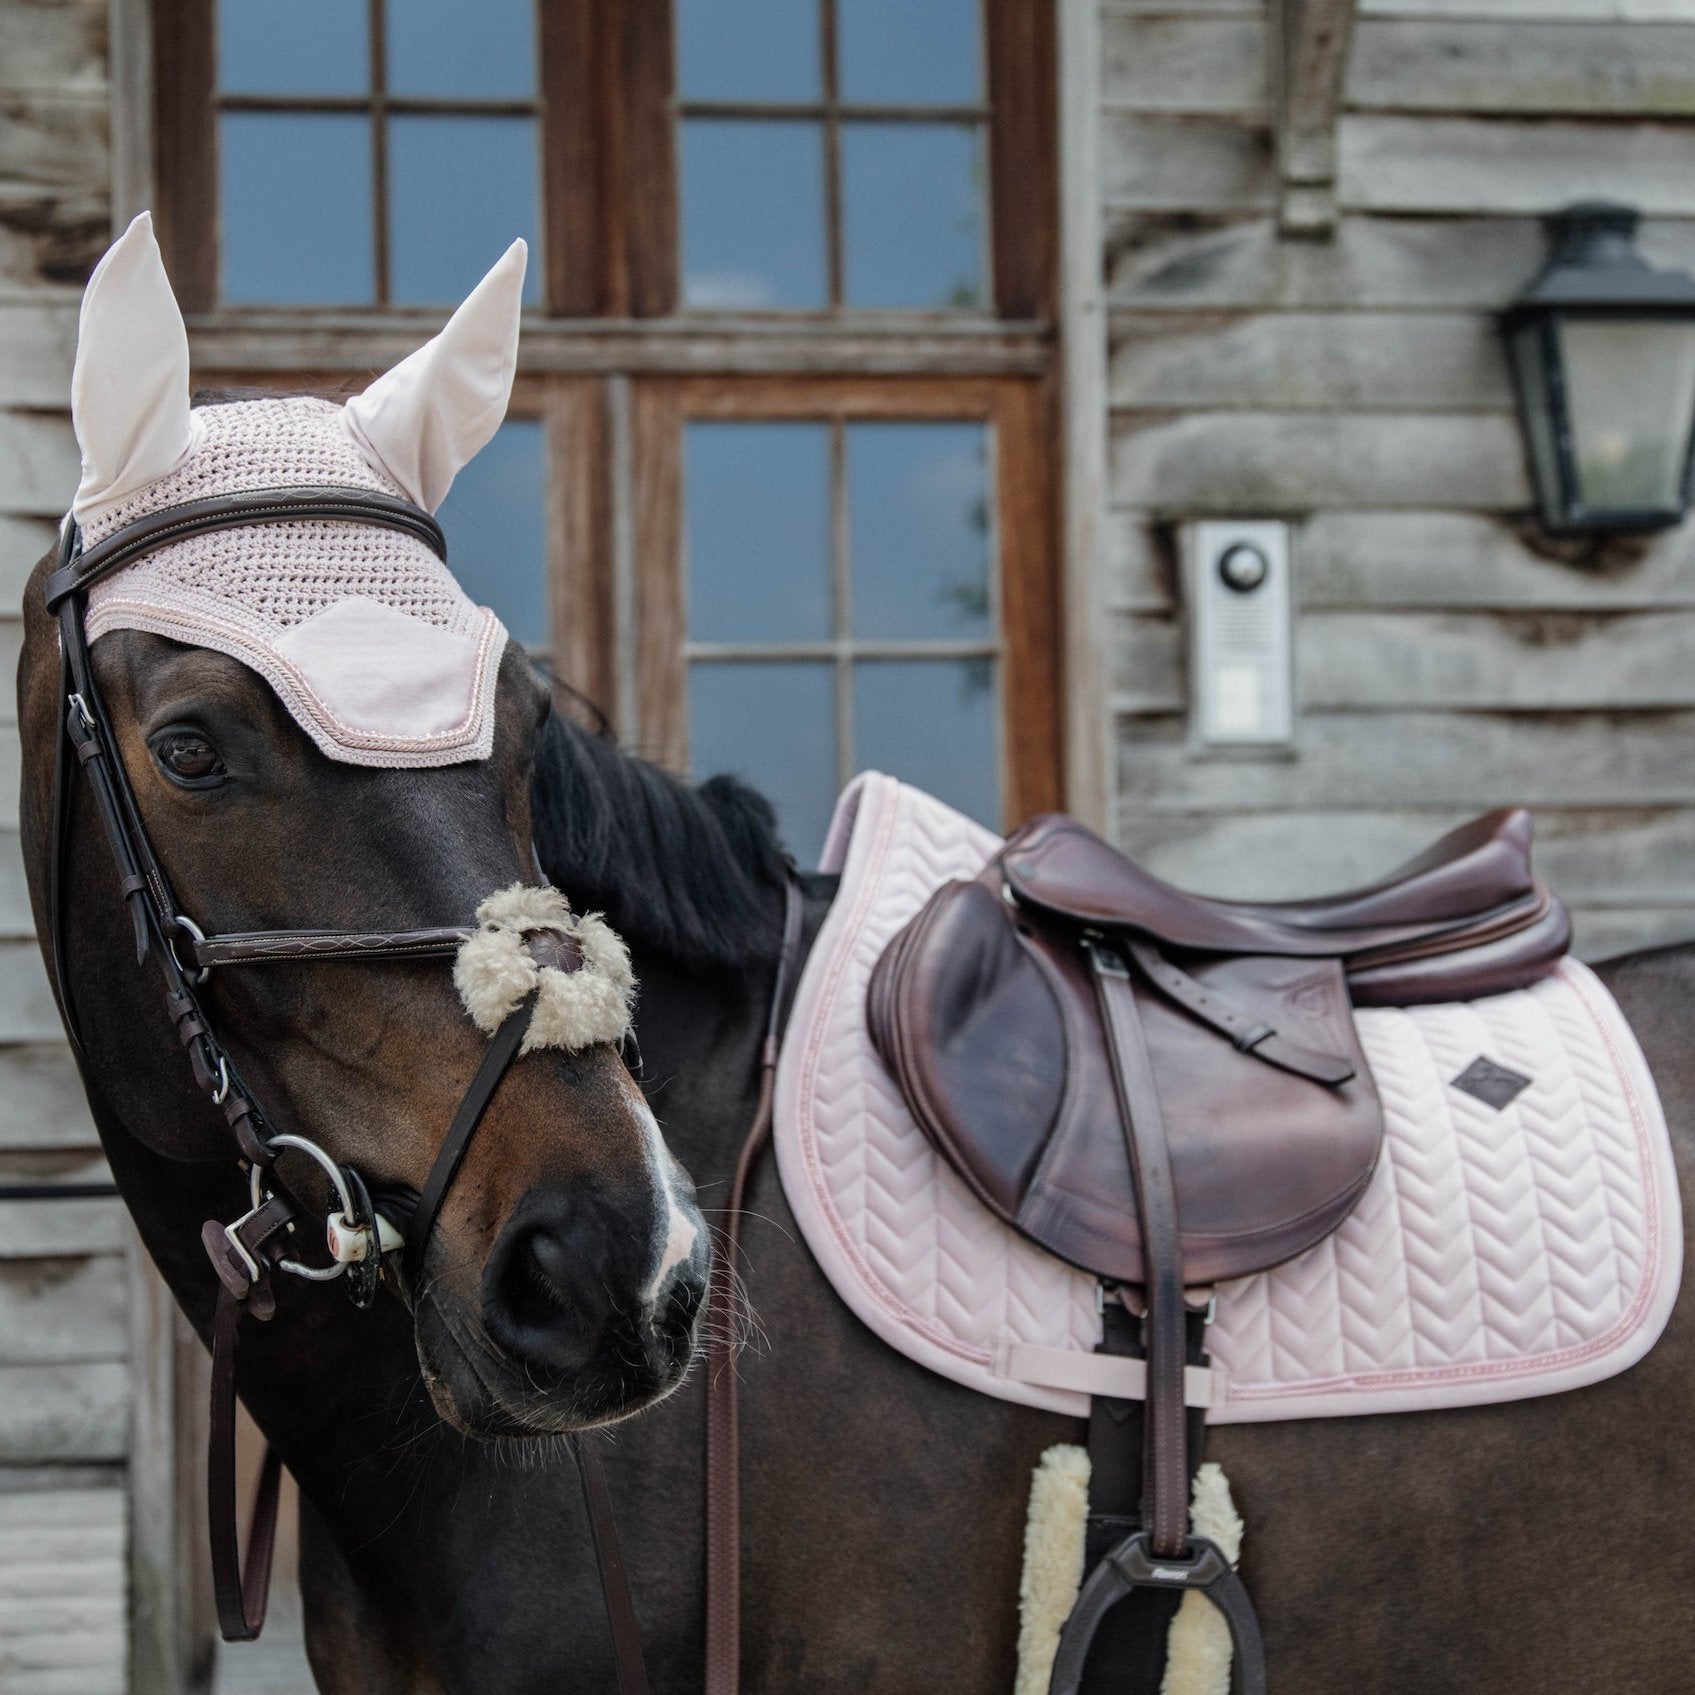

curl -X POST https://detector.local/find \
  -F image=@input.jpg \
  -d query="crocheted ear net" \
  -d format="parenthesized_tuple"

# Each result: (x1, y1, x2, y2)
(82, 395, 506, 768)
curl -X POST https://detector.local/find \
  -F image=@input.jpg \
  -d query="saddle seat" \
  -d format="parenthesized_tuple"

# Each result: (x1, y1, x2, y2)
(1004, 809, 1570, 1007)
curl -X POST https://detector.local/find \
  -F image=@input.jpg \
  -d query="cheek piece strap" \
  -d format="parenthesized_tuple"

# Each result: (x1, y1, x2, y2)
(42, 493, 651, 1694)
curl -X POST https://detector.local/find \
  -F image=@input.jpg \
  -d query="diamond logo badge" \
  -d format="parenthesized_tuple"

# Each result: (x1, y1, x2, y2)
(1451, 1056, 1532, 1111)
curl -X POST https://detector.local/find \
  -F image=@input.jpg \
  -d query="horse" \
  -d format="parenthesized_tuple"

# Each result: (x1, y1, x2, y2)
(21, 219, 1695, 1693)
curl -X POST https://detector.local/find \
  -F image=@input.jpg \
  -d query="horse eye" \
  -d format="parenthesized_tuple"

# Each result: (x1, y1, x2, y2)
(151, 730, 225, 785)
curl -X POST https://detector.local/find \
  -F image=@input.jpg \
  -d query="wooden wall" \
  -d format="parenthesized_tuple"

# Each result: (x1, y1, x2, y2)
(0, 1, 132, 1690)
(1100, 0, 1695, 960)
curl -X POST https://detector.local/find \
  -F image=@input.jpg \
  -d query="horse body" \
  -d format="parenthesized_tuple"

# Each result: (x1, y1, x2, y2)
(32, 614, 1695, 1690)
(26, 215, 1695, 1693)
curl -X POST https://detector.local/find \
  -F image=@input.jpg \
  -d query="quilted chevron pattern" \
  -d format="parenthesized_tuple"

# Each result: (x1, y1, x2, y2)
(773, 775, 1682, 1424)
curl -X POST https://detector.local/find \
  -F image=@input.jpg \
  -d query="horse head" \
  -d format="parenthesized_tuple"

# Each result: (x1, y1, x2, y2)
(18, 214, 709, 1440)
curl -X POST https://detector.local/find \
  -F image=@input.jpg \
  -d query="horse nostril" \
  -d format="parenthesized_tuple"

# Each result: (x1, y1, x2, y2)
(665, 1271, 705, 1336)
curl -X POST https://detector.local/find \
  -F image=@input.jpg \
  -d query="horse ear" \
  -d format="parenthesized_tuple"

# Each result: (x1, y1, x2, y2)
(342, 239, 526, 514)
(70, 211, 199, 522)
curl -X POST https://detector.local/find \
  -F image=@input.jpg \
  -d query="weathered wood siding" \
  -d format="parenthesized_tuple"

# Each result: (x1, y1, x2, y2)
(0, 4, 132, 1691)
(1101, 0, 1695, 956)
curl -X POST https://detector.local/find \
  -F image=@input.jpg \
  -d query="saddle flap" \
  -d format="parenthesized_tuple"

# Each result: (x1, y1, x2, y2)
(869, 870, 1386, 1287)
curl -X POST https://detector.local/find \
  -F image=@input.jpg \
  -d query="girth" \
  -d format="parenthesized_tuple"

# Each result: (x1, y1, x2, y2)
(43, 488, 651, 1690)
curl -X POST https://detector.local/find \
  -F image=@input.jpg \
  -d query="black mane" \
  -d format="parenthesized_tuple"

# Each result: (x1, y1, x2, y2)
(530, 705, 788, 976)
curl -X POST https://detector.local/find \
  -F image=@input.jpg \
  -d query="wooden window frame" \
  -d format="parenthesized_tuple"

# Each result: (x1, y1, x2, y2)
(153, 0, 1053, 323)
(630, 374, 1061, 827)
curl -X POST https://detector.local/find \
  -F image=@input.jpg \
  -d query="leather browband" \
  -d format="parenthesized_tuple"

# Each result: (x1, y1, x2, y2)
(45, 485, 447, 609)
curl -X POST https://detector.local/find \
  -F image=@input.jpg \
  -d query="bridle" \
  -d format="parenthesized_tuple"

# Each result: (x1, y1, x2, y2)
(41, 486, 659, 1686)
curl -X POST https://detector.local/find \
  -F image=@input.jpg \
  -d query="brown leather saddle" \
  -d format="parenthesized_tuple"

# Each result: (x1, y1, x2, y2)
(868, 809, 1570, 1695)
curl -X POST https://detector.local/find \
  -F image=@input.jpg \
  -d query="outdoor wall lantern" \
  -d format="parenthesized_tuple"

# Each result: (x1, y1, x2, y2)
(1503, 202, 1695, 533)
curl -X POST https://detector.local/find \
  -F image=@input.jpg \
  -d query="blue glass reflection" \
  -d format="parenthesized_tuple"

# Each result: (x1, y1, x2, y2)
(387, 0, 535, 97)
(436, 420, 548, 648)
(854, 659, 998, 828)
(691, 661, 837, 866)
(686, 423, 831, 643)
(849, 422, 991, 640)
(677, 0, 820, 101)
(219, 0, 368, 95)
(221, 113, 375, 304)
(682, 120, 827, 309)
(838, 0, 982, 105)
(388, 116, 540, 305)
(841, 123, 985, 309)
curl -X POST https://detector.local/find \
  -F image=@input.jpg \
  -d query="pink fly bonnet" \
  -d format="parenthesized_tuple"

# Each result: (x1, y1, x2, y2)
(67, 213, 526, 767)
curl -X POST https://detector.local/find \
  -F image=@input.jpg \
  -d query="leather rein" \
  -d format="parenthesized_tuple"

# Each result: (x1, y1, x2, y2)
(42, 486, 669, 1688)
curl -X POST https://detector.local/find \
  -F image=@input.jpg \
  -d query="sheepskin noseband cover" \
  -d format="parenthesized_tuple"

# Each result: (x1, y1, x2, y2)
(454, 885, 635, 1055)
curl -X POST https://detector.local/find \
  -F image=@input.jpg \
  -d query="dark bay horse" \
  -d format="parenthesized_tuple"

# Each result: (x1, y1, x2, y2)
(18, 570, 1695, 1691)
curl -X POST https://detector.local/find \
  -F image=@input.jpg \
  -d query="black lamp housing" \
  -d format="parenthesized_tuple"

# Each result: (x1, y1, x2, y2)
(1502, 202, 1695, 534)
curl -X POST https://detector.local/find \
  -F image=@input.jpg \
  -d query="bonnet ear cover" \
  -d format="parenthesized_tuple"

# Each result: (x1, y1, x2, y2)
(343, 239, 526, 513)
(70, 211, 202, 522)
(70, 225, 530, 769)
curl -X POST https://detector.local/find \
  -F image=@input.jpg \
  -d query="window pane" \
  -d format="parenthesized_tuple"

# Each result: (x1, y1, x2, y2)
(219, 0, 368, 95)
(437, 420, 548, 648)
(687, 423, 831, 643)
(388, 116, 540, 306)
(682, 120, 827, 310)
(387, 0, 535, 97)
(221, 114, 374, 304)
(838, 0, 982, 105)
(1559, 318, 1695, 513)
(849, 422, 991, 640)
(678, 0, 821, 102)
(691, 662, 837, 866)
(841, 123, 986, 309)
(854, 659, 998, 828)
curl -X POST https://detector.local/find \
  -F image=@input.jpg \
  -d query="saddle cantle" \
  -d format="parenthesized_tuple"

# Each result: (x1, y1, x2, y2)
(867, 810, 1571, 1288)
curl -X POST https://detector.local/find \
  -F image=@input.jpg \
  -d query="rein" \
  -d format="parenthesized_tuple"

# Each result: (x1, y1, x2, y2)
(40, 488, 661, 1688)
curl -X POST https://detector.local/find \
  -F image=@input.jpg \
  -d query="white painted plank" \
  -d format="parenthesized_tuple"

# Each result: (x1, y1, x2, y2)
(1107, 507, 1695, 612)
(1101, 15, 1270, 112)
(0, 205, 106, 305)
(1106, 0, 1261, 12)
(0, 412, 77, 518)
(1292, 510, 1695, 609)
(1112, 607, 1695, 712)
(1102, 114, 1277, 210)
(0, 515, 55, 606)
(1111, 805, 1695, 903)
(0, 1256, 125, 1364)
(0, 1364, 127, 1460)
(1105, 211, 1695, 311)
(0, 623, 22, 724)
(0, 830, 35, 936)
(1290, 609, 1695, 709)
(1339, 116, 1695, 215)
(1110, 410, 1528, 508)
(0, 96, 107, 200)
(0, 1, 106, 97)
(0, 1046, 96, 1151)
(0, 1196, 124, 1258)
(1114, 710, 1695, 807)
(0, 307, 74, 408)
(1361, 0, 1695, 19)
(1109, 311, 1511, 409)
(1570, 905, 1695, 961)
(1350, 19, 1695, 114)
(0, 940, 70, 1043)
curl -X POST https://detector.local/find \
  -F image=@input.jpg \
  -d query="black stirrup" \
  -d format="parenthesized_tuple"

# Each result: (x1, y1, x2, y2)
(1047, 1531, 1267, 1695)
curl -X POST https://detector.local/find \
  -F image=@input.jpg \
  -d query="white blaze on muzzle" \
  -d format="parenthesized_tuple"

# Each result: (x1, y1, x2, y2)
(453, 885, 636, 1054)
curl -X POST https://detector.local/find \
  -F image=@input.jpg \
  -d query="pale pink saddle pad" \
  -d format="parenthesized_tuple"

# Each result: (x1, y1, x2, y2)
(772, 774, 1683, 1423)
